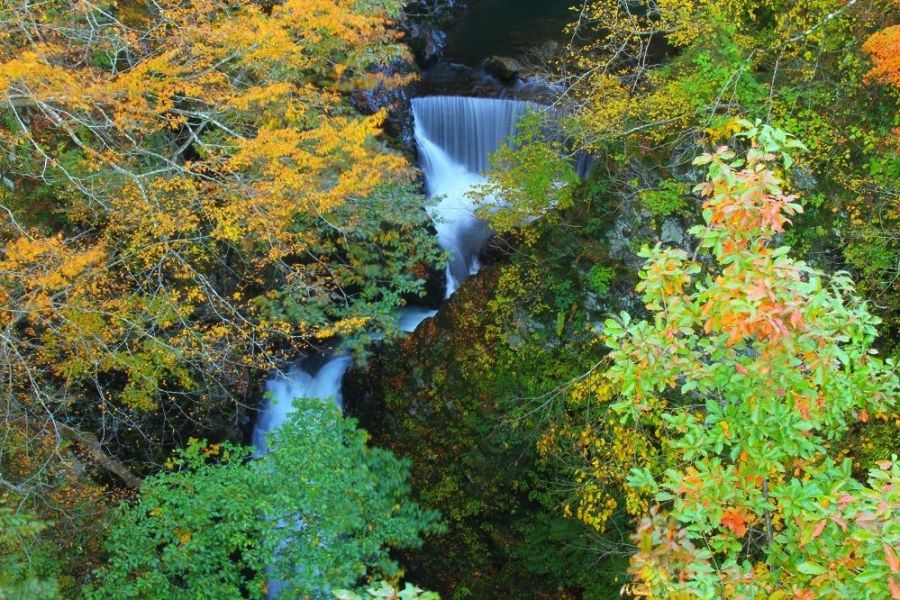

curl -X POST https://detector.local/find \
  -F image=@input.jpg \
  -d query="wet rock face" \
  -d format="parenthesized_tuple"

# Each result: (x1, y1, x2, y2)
(414, 61, 558, 102)
(349, 59, 417, 149)
(483, 55, 524, 82)
(660, 218, 685, 247)
(416, 249, 449, 309)
(405, 22, 448, 65)
(607, 204, 653, 271)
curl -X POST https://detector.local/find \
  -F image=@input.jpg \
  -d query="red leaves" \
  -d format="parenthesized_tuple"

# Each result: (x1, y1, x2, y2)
(886, 544, 900, 573)
(794, 396, 811, 421)
(830, 514, 848, 531)
(811, 519, 827, 539)
(888, 542, 900, 600)
(721, 507, 749, 537)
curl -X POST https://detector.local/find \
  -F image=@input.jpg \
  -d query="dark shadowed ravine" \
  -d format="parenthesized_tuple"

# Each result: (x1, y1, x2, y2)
(251, 2, 580, 596)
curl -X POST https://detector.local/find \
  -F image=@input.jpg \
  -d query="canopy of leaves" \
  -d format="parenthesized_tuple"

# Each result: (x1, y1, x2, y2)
(86, 399, 441, 599)
(544, 0, 900, 345)
(603, 134, 898, 598)
(0, 0, 439, 514)
(863, 24, 900, 88)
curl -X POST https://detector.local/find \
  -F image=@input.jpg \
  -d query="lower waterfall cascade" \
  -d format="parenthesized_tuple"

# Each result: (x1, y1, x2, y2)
(251, 355, 352, 453)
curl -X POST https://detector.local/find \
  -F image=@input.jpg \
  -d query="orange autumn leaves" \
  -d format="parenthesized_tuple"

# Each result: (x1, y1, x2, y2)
(694, 146, 808, 348)
(720, 507, 750, 537)
(695, 149, 802, 242)
(603, 130, 898, 598)
(863, 21, 900, 89)
(631, 143, 812, 351)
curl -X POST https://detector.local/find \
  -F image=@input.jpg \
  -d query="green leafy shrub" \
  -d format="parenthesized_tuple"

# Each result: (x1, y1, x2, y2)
(87, 401, 440, 599)
(586, 264, 615, 295)
(606, 138, 899, 598)
(0, 505, 59, 599)
(637, 178, 690, 218)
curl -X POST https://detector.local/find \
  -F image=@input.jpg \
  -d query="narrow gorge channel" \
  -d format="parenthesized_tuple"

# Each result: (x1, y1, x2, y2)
(252, 96, 533, 458)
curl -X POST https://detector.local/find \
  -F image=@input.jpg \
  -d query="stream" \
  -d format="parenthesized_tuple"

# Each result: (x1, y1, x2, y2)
(249, 2, 573, 594)
(252, 95, 533, 450)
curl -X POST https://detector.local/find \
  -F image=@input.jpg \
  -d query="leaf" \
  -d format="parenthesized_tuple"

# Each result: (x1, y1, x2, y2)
(797, 562, 827, 576)
(811, 520, 826, 539)
(885, 544, 900, 573)
(721, 508, 749, 537)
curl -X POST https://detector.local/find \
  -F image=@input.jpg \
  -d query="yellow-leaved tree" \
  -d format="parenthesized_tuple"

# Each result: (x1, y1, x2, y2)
(0, 0, 436, 515)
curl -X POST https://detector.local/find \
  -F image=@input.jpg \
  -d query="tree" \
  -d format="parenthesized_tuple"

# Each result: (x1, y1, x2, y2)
(547, 0, 900, 348)
(86, 399, 441, 599)
(0, 0, 438, 509)
(863, 24, 900, 88)
(601, 128, 899, 597)
(0, 503, 59, 599)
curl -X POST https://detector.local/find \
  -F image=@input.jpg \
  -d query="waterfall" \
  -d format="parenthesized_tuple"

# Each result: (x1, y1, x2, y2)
(252, 355, 352, 453)
(250, 96, 532, 595)
(412, 96, 532, 174)
(252, 354, 352, 598)
(412, 95, 532, 299)
(253, 97, 533, 450)
(397, 306, 439, 332)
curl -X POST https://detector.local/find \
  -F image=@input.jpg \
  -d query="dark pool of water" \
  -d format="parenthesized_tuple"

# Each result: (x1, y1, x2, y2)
(443, 0, 575, 65)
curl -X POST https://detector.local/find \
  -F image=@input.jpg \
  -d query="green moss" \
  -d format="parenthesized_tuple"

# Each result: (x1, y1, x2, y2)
(638, 178, 690, 219)
(586, 264, 615, 295)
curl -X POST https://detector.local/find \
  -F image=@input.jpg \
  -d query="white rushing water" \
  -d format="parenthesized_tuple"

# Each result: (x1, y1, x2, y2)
(253, 96, 533, 446)
(252, 355, 352, 453)
(412, 95, 532, 299)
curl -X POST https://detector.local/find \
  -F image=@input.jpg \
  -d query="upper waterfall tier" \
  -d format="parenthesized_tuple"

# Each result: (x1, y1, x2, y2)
(411, 96, 533, 174)
(412, 95, 533, 297)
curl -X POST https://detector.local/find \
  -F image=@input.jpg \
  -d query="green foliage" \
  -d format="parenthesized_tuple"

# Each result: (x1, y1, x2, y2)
(87, 400, 440, 599)
(253, 181, 442, 331)
(473, 112, 579, 235)
(512, 512, 630, 600)
(638, 179, 690, 219)
(586, 264, 614, 295)
(844, 417, 900, 475)
(605, 138, 899, 597)
(0, 503, 59, 599)
(363, 188, 635, 597)
(334, 581, 439, 600)
(558, 0, 900, 341)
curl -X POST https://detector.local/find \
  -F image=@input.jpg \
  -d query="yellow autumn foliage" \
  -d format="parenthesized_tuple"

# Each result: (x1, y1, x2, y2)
(0, 0, 424, 418)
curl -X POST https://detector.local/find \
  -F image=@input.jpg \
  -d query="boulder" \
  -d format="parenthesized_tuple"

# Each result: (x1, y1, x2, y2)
(483, 55, 524, 82)
(660, 218, 685, 248)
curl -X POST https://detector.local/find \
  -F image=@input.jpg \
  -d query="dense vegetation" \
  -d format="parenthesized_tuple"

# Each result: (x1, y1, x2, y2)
(1, 0, 897, 599)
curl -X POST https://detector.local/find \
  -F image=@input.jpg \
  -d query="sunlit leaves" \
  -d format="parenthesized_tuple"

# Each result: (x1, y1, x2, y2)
(87, 401, 441, 599)
(862, 25, 900, 89)
(0, 0, 437, 419)
(602, 134, 898, 597)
